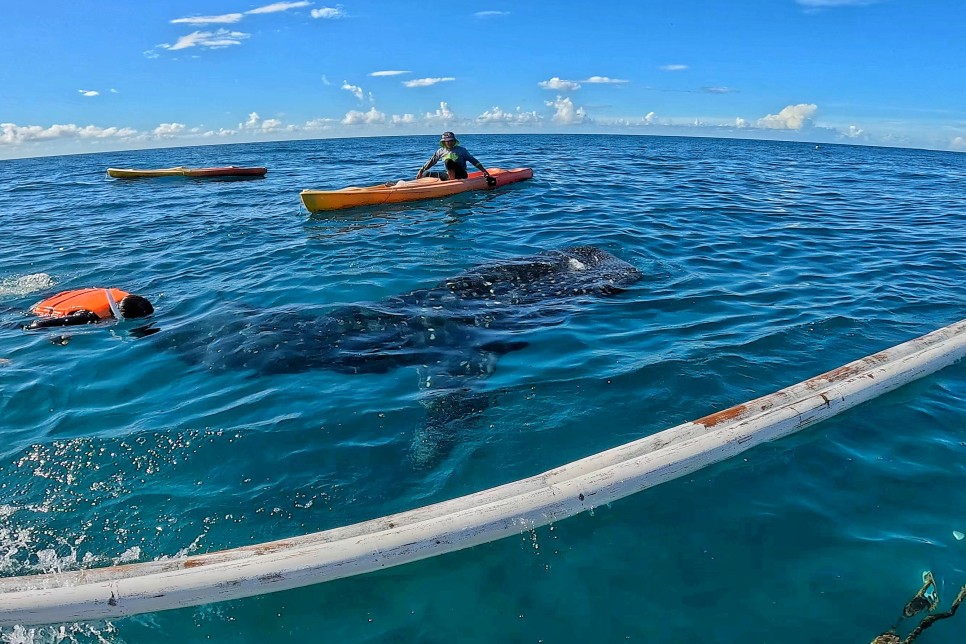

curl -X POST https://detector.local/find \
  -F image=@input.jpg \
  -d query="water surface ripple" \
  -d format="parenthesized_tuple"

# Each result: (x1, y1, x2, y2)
(2, 135, 965, 642)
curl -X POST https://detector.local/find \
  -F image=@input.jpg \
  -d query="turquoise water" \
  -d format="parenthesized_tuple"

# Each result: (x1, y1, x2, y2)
(2, 134, 966, 642)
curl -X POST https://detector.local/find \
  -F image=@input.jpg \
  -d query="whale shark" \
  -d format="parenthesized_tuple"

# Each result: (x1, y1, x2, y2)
(158, 246, 643, 465)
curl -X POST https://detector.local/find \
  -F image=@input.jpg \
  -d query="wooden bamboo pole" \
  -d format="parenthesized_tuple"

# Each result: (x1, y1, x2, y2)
(3, 318, 966, 627)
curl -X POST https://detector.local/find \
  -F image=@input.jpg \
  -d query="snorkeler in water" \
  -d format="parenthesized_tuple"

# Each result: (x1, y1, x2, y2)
(24, 288, 153, 330)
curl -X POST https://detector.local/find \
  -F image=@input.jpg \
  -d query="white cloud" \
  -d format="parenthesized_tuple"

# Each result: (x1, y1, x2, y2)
(703, 86, 735, 94)
(78, 90, 99, 97)
(304, 117, 339, 130)
(583, 76, 628, 84)
(950, 136, 965, 150)
(168, 2, 312, 37)
(242, 112, 263, 129)
(475, 11, 508, 17)
(403, 77, 456, 88)
(545, 96, 587, 125)
(660, 64, 688, 71)
(392, 113, 416, 124)
(82, 125, 136, 139)
(0, 122, 137, 145)
(342, 107, 386, 125)
(202, 128, 238, 137)
(538, 77, 581, 91)
(736, 117, 749, 128)
(110, 89, 119, 94)
(247, 2, 311, 15)
(608, 114, 659, 127)
(370, 70, 410, 77)
(261, 118, 284, 131)
(160, 2, 315, 56)
(171, 13, 244, 25)
(423, 101, 456, 123)
(311, 5, 347, 19)
(154, 123, 186, 138)
(341, 81, 364, 101)
(477, 106, 542, 125)
(321, 75, 331, 85)
(844, 125, 864, 138)
(755, 104, 817, 130)
(163, 29, 249, 51)
(237, 112, 286, 132)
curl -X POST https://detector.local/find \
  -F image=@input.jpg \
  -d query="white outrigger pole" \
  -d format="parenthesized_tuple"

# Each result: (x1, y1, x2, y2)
(3, 318, 966, 627)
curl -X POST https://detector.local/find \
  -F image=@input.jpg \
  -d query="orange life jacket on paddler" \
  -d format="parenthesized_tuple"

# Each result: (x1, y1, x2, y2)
(31, 288, 129, 320)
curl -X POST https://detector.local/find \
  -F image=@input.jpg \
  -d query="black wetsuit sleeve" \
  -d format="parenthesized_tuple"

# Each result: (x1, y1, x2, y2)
(420, 149, 443, 173)
(25, 310, 101, 330)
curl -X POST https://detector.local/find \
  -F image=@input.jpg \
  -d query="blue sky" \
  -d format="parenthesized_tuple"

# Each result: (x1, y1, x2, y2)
(2, 0, 964, 159)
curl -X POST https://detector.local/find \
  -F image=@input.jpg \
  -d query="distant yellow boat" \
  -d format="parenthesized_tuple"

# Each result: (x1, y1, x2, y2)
(106, 166, 268, 179)
(299, 167, 533, 213)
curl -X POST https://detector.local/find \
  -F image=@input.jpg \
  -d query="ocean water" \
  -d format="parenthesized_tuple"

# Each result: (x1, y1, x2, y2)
(1, 134, 965, 643)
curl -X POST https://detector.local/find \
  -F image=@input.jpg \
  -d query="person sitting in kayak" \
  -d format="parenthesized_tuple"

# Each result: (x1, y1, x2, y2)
(24, 288, 154, 330)
(416, 131, 495, 185)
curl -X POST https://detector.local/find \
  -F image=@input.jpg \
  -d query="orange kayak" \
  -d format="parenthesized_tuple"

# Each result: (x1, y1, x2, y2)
(299, 167, 533, 212)
(107, 166, 267, 178)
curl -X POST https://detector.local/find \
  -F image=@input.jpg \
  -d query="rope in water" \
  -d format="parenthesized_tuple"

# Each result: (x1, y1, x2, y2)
(2, 318, 966, 626)
(871, 572, 966, 643)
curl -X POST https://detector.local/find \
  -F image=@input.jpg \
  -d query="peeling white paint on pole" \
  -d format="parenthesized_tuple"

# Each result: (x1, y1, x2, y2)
(3, 319, 966, 627)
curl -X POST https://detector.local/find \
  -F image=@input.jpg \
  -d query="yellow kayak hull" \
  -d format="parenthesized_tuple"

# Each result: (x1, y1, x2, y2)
(299, 167, 533, 213)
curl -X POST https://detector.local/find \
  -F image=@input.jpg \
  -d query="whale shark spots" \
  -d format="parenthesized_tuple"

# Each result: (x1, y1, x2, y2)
(162, 246, 643, 466)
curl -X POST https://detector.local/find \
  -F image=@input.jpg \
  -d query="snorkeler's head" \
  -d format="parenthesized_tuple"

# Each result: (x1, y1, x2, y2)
(118, 294, 154, 319)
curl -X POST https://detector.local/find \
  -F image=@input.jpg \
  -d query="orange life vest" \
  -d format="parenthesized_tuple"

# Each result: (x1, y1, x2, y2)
(31, 288, 130, 320)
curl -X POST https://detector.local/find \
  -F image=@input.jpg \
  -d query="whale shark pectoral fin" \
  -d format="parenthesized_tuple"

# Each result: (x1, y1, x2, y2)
(128, 324, 161, 338)
(478, 339, 529, 355)
(421, 388, 492, 425)
(410, 388, 494, 469)
(414, 340, 528, 391)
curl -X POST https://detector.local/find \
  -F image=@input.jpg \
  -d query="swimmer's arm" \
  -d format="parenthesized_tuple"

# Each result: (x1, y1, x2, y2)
(417, 149, 444, 179)
(25, 310, 101, 330)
